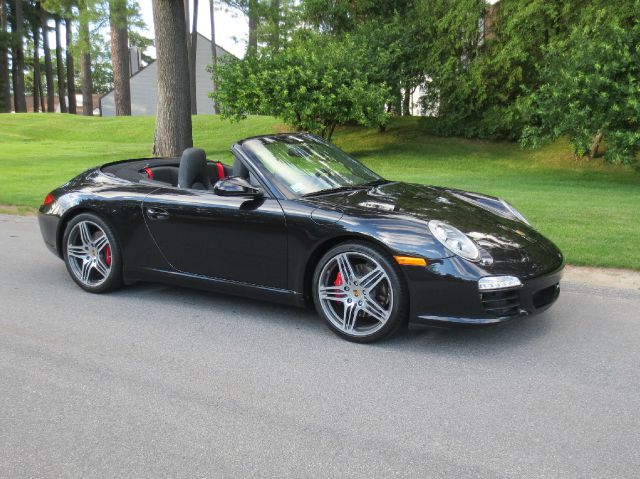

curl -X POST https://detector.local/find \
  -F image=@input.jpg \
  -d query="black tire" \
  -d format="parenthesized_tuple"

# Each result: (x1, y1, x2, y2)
(62, 212, 123, 293)
(312, 241, 408, 343)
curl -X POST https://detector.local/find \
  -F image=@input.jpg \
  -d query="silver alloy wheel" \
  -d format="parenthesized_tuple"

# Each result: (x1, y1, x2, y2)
(317, 251, 394, 337)
(66, 220, 112, 287)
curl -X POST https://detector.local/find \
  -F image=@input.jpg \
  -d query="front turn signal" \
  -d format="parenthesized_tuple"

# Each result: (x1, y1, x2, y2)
(394, 256, 427, 267)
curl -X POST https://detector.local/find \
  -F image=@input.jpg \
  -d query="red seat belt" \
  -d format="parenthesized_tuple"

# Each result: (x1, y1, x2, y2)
(216, 162, 225, 180)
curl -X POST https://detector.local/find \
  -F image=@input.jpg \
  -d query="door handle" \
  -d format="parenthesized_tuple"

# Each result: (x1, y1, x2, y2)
(146, 207, 170, 220)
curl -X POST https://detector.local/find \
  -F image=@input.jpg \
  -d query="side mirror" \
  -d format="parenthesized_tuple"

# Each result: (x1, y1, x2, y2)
(214, 176, 263, 198)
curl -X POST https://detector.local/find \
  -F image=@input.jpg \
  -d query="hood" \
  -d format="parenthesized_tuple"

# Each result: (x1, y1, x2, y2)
(305, 182, 554, 262)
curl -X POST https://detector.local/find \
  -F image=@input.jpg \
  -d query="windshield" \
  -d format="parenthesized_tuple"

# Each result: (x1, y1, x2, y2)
(242, 135, 382, 196)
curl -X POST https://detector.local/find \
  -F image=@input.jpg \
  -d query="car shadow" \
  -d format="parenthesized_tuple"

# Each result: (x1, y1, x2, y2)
(112, 281, 555, 352)
(387, 314, 555, 353)
(111, 281, 322, 329)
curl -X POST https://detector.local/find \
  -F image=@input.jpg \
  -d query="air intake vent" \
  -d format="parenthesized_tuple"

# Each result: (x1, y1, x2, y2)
(533, 283, 560, 309)
(480, 290, 521, 317)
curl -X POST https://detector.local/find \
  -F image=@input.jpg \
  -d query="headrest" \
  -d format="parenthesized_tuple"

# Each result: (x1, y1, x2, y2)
(180, 148, 206, 167)
(178, 148, 211, 189)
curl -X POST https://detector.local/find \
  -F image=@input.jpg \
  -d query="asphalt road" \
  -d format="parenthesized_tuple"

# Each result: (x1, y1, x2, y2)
(1, 214, 639, 478)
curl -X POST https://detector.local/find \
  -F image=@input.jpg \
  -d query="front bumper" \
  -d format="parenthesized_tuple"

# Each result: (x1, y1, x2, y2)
(406, 258, 564, 325)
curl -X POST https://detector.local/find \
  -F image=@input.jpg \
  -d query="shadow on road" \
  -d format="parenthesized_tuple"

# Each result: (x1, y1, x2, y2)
(110, 280, 555, 354)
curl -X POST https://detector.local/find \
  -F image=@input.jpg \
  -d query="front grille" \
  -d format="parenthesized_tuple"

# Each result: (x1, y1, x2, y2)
(481, 289, 521, 317)
(533, 283, 560, 309)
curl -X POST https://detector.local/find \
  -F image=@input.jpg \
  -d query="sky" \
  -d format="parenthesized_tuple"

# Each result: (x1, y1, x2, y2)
(138, 0, 249, 59)
(49, 0, 498, 61)
(132, 1, 500, 61)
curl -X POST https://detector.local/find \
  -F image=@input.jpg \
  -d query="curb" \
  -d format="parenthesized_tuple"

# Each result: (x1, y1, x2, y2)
(563, 265, 640, 292)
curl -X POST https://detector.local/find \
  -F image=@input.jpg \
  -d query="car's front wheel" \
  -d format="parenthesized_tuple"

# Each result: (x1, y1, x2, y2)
(62, 213, 123, 293)
(312, 241, 408, 343)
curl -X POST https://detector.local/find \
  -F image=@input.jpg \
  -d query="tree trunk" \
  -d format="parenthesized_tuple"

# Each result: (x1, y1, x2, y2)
(271, 0, 279, 52)
(152, 0, 193, 157)
(65, 18, 76, 113)
(209, 0, 218, 114)
(55, 17, 67, 112)
(589, 129, 604, 160)
(109, 0, 131, 115)
(0, 0, 11, 112)
(392, 84, 402, 116)
(183, 0, 189, 43)
(326, 121, 337, 141)
(11, 0, 27, 112)
(32, 22, 41, 112)
(39, 74, 45, 111)
(41, 9, 55, 112)
(402, 82, 411, 116)
(247, 0, 258, 55)
(189, 0, 198, 114)
(79, 4, 93, 115)
(182, 0, 192, 114)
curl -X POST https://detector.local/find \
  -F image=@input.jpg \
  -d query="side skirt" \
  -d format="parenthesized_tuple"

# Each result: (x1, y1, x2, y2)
(124, 267, 306, 308)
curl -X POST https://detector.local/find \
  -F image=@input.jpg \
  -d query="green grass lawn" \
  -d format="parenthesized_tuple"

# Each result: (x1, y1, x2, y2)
(1, 114, 639, 269)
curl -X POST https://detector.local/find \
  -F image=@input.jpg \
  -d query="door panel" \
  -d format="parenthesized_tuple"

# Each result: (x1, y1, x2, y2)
(142, 188, 287, 289)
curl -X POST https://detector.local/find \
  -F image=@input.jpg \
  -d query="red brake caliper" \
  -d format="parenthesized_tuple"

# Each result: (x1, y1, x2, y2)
(334, 271, 343, 286)
(104, 244, 112, 267)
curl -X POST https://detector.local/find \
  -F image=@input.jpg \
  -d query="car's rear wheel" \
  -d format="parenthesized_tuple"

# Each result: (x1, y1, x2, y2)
(312, 241, 408, 343)
(63, 213, 122, 293)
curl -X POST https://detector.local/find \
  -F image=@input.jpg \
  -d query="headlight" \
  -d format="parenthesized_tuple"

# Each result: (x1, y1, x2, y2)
(428, 220, 480, 261)
(501, 200, 530, 225)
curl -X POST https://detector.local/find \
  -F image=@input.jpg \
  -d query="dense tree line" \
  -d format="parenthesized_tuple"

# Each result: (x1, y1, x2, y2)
(1, 0, 211, 157)
(213, 0, 640, 163)
(3, 0, 638, 162)
(0, 0, 150, 115)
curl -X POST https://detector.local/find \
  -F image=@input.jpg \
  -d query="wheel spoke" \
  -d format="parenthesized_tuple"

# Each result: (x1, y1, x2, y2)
(93, 233, 109, 252)
(342, 302, 359, 332)
(359, 267, 385, 291)
(336, 254, 356, 284)
(78, 222, 92, 247)
(319, 285, 346, 302)
(80, 259, 92, 283)
(361, 298, 390, 323)
(67, 245, 86, 259)
(93, 258, 109, 279)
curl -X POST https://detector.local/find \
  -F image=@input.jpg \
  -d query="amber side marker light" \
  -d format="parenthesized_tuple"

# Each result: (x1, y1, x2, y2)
(394, 256, 427, 267)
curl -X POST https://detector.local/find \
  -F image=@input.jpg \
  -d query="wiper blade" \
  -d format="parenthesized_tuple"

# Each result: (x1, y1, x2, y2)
(302, 185, 368, 197)
(362, 179, 388, 186)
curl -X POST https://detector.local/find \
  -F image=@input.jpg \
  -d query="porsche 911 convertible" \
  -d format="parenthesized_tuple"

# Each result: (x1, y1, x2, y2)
(39, 133, 563, 342)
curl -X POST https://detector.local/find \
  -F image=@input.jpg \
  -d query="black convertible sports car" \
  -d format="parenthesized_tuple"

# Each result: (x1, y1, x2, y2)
(39, 133, 563, 342)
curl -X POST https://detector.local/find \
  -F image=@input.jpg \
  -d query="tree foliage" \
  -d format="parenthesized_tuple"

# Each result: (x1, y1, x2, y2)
(211, 31, 390, 139)
(416, 0, 562, 139)
(522, 3, 640, 164)
(213, 0, 424, 135)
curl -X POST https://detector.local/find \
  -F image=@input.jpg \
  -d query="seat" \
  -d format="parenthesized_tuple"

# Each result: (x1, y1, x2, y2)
(149, 166, 179, 186)
(178, 148, 212, 190)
